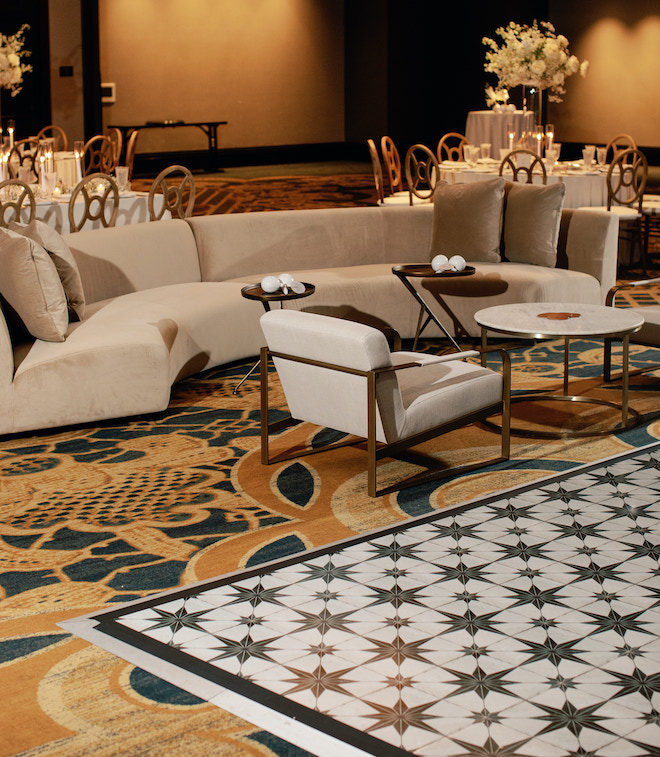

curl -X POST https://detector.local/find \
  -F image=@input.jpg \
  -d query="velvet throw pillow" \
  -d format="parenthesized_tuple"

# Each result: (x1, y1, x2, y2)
(0, 228, 69, 342)
(10, 219, 86, 320)
(430, 177, 506, 263)
(502, 182, 566, 267)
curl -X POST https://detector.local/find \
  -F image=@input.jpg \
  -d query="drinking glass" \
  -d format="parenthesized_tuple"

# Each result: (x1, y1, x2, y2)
(545, 147, 559, 173)
(115, 165, 129, 190)
(464, 145, 479, 167)
(597, 146, 607, 166)
(583, 144, 596, 168)
(505, 122, 516, 151)
(480, 143, 491, 160)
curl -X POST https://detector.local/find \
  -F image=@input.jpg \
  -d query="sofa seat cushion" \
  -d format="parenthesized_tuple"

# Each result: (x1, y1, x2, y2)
(411, 262, 603, 338)
(228, 264, 421, 340)
(7, 281, 266, 435)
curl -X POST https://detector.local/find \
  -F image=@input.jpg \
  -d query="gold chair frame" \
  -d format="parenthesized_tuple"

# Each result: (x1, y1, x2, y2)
(83, 135, 116, 175)
(499, 149, 547, 185)
(36, 124, 68, 152)
(68, 173, 119, 233)
(437, 132, 469, 163)
(148, 165, 196, 220)
(605, 133, 636, 163)
(405, 143, 441, 204)
(0, 179, 36, 227)
(380, 136, 403, 195)
(260, 346, 511, 498)
(367, 138, 385, 204)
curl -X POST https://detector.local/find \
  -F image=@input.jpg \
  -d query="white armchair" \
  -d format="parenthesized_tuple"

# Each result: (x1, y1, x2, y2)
(260, 310, 511, 497)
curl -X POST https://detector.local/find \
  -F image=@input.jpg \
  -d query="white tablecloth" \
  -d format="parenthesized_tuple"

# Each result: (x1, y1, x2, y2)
(439, 162, 609, 209)
(32, 191, 168, 233)
(465, 110, 535, 154)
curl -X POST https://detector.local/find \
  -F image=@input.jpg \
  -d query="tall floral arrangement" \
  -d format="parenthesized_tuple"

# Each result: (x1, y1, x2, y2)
(0, 24, 32, 96)
(483, 20, 588, 102)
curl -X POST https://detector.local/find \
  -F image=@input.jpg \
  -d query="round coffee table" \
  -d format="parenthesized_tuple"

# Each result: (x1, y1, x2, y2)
(475, 302, 644, 437)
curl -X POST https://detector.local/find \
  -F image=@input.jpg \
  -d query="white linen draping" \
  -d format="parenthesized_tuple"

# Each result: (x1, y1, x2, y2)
(465, 110, 535, 154)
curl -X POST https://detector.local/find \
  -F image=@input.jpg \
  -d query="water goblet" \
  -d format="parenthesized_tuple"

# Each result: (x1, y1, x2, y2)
(583, 144, 596, 169)
(480, 143, 491, 160)
(545, 147, 559, 173)
(596, 146, 607, 166)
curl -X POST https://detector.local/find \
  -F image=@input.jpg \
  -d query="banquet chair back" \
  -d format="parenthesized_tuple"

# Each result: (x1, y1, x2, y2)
(259, 309, 510, 497)
(606, 148, 647, 212)
(105, 127, 123, 168)
(68, 172, 119, 233)
(367, 139, 385, 204)
(83, 135, 115, 175)
(7, 143, 39, 182)
(437, 132, 469, 163)
(148, 164, 196, 220)
(36, 124, 68, 152)
(125, 130, 139, 180)
(0, 179, 36, 227)
(499, 149, 547, 185)
(380, 136, 403, 194)
(405, 144, 441, 204)
(605, 133, 636, 163)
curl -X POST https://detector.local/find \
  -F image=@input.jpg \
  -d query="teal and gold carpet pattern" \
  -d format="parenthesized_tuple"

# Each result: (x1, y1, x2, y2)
(2, 337, 660, 756)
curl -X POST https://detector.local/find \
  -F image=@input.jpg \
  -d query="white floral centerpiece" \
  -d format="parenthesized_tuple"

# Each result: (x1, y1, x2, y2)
(0, 24, 32, 96)
(484, 85, 510, 110)
(483, 20, 588, 103)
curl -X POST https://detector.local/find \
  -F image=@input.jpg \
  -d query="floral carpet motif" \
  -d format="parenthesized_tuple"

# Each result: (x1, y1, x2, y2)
(2, 336, 660, 755)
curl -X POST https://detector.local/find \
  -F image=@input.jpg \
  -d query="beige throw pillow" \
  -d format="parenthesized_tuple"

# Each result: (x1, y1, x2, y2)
(430, 178, 506, 263)
(10, 219, 86, 320)
(502, 182, 566, 267)
(0, 229, 69, 342)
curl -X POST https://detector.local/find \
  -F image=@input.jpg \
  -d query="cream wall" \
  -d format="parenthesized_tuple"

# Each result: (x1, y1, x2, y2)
(549, 2, 660, 147)
(48, 0, 85, 144)
(98, 0, 345, 154)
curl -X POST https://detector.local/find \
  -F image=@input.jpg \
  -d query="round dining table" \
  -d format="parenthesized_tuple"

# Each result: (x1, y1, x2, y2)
(465, 110, 535, 154)
(438, 160, 610, 208)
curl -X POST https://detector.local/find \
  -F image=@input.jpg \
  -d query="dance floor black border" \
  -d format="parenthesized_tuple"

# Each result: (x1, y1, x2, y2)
(62, 440, 660, 757)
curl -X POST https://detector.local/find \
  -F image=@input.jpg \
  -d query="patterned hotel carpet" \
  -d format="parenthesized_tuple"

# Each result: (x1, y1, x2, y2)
(2, 336, 660, 756)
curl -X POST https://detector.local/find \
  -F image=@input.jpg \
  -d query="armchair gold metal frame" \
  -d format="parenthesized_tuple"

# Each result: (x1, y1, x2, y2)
(605, 133, 636, 164)
(499, 149, 547, 184)
(68, 172, 119, 233)
(367, 138, 385, 204)
(604, 278, 660, 382)
(148, 164, 196, 220)
(260, 346, 510, 498)
(0, 179, 36, 227)
(83, 135, 116, 175)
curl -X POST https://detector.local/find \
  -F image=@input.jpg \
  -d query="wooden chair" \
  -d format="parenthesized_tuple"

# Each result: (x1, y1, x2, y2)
(68, 173, 119, 232)
(499, 149, 547, 185)
(366, 139, 409, 205)
(437, 132, 469, 163)
(105, 127, 123, 168)
(36, 124, 68, 152)
(260, 309, 510, 497)
(83, 135, 116, 175)
(125, 130, 140, 180)
(148, 165, 196, 220)
(404, 143, 440, 204)
(380, 136, 404, 195)
(7, 142, 39, 182)
(605, 133, 636, 164)
(0, 179, 36, 227)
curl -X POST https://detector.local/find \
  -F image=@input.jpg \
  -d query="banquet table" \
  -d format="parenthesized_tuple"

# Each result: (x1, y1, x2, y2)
(32, 191, 169, 233)
(438, 161, 610, 209)
(465, 110, 535, 154)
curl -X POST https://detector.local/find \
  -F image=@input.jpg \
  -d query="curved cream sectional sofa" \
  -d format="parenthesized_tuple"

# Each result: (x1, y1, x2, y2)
(0, 199, 618, 435)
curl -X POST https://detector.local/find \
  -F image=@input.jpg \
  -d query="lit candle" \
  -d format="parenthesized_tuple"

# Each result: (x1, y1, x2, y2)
(506, 122, 515, 151)
(535, 131, 543, 157)
(7, 120, 14, 150)
(545, 124, 554, 153)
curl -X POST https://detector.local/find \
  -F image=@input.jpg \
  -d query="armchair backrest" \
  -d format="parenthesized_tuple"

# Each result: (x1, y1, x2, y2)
(260, 310, 404, 442)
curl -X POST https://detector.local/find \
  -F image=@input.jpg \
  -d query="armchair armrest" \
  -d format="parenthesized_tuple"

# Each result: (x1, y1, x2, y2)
(606, 277, 660, 306)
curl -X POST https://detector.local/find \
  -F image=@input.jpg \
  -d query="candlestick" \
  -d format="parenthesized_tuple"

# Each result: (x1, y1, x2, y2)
(545, 123, 555, 153)
(7, 120, 15, 150)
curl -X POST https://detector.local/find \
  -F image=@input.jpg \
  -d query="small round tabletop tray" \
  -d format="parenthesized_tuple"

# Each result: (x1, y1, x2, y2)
(392, 264, 476, 277)
(241, 282, 316, 303)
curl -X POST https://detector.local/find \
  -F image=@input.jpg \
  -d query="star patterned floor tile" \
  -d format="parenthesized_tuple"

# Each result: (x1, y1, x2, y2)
(63, 443, 660, 756)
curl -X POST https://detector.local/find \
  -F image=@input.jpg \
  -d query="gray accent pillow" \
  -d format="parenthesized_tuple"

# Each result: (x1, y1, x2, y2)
(10, 219, 86, 320)
(430, 177, 506, 263)
(0, 228, 68, 342)
(502, 182, 566, 267)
